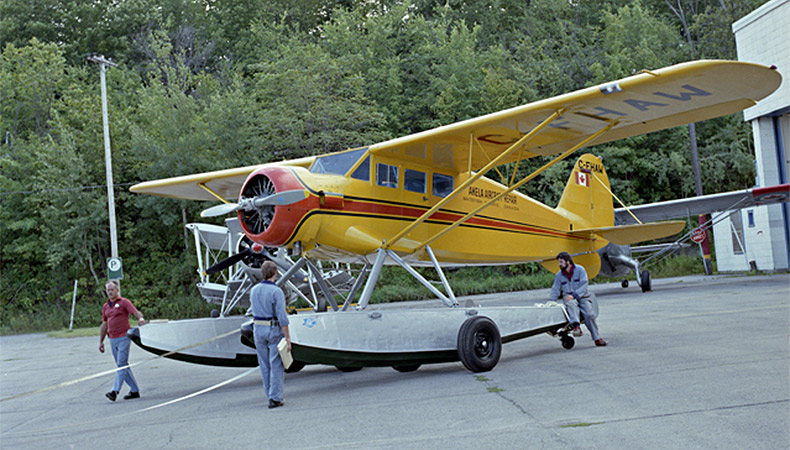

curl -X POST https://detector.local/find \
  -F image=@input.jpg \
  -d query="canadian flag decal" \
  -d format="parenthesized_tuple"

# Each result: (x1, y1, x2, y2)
(575, 171, 589, 186)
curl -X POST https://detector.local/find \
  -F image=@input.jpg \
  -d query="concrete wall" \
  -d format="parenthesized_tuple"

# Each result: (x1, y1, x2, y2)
(732, 0, 790, 122)
(716, 0, 790, 272)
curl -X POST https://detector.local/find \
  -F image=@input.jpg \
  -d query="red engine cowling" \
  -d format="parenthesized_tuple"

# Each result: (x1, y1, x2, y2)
(237, 166, 315, 247)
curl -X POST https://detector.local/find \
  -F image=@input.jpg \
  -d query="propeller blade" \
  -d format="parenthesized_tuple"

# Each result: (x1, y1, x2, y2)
(201, 202, 240, 218)
(252, 190, 308, 207)
(206, 250, 250, 275)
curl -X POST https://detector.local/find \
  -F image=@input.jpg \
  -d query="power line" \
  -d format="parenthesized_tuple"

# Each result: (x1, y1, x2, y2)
(0, 182, 137, 196)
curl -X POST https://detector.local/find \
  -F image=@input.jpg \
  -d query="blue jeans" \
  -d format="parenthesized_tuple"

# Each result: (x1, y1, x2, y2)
(563, 296, 601, 341)
(109, 336, 139, 393)
(254, 325, 285, 402)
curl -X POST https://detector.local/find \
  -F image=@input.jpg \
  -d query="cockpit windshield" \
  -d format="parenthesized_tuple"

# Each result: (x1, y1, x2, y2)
(310, 148, 368, 176)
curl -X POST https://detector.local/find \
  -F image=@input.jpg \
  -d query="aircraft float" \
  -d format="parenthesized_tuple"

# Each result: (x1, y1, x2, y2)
(129, 60, 782, 372)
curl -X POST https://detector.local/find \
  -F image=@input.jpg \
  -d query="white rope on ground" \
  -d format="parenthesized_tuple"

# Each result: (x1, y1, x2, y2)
(0, 327, 243, 403)
(0, 368, 258, 437)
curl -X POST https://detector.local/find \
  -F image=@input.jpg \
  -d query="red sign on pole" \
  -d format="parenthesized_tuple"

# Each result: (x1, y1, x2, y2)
(691, 228, 706, 244)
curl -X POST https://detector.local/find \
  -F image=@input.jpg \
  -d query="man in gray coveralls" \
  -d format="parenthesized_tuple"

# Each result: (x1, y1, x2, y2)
(549, 252, 607, 347)
(250, 260, 292, 408)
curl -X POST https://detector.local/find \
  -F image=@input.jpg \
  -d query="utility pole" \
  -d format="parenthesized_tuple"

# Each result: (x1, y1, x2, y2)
(689, 123, 713, 275)
(87, 55, 122, 277)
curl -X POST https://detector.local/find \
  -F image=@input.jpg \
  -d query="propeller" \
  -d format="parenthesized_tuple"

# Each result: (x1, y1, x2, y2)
(206, 250, 250, 275)
(200, 189, 308, 218)
(205, 241, 270, 275)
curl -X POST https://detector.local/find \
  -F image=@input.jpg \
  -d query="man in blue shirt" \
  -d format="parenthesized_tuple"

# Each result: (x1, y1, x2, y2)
(250, 260, 291, 408)
(549, 252, 607, 347)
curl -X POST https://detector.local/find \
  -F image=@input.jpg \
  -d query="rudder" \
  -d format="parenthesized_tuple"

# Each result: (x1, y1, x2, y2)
(556, 154, 614, 230)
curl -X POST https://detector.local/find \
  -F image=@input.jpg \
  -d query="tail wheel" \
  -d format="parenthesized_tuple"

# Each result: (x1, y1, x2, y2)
(457, 316, 501, 373)
(640, 270, 652, 292)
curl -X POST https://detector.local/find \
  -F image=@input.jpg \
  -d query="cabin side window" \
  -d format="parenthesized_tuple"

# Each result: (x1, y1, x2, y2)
(350, 155, 370, 181)
(404, 169, 426, 193)
(377, 163, 399, 188)
(432, 173, 453, 197)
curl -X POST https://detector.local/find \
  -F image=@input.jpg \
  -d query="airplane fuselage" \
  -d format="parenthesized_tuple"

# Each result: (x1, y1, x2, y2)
(239, 151, 609, 266)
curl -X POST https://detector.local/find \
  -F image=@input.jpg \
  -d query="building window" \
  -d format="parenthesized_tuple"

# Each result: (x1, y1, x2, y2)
(730, 211, 744, 255)
(747, 210, 755, 228)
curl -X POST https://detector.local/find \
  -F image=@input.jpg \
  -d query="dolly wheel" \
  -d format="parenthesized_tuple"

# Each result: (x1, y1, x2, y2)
(285, 360, 305, 373)
(561, 335, 575, 350)
(457, 316, 501, 373)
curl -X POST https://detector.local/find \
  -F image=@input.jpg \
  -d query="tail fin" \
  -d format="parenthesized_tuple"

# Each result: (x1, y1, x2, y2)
(556, 154, 614, 229)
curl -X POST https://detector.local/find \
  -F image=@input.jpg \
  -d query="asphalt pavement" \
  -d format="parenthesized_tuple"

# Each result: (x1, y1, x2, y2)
(1, 273, 788, 449)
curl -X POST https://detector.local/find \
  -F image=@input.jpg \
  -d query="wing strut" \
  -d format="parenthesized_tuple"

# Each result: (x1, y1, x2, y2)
(197, 183, 232, 203)
(384, 108, 567, 250)
(415, 121, 616, 252)
(356, 246, 458, 310)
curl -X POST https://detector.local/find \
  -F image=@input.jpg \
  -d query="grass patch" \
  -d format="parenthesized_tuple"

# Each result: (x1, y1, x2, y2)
(560, 422, 604, 428)
(487, 386, 504, 393)
(475, 375, 490, 382)
(48, 327, 98, 338)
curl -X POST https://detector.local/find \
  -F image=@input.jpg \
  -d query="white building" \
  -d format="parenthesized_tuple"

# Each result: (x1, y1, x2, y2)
(715, 0, 790, 272)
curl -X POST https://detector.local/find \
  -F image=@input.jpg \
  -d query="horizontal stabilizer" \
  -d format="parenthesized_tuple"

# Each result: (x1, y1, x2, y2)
(569, 221, 685, 245)
(615, 184, 790, 224)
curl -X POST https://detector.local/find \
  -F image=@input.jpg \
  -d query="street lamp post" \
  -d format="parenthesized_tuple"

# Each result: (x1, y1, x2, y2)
(87, 55, 120, 263)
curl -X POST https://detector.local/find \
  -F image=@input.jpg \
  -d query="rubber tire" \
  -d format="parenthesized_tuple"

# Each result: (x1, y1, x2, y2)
(457, 316, 501, 373)
(285, 360, 305, 373)
(335, 366, 362, 372)
(561, 336, 575, 350)
(239, 321, 255, 349)
(621, 279, 629, 288)
(640, 270, 652, 293)
(392, 364, 421, 372)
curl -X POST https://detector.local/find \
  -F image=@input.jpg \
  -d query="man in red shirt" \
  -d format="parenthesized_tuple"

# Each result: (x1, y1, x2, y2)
(99, 280, 145, 401)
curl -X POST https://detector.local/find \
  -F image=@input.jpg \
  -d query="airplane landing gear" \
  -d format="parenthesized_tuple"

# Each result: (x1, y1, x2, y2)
(640, 270, 652, 292)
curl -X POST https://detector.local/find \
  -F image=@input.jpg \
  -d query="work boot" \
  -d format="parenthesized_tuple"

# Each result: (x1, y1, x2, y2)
(123, 391, 140, 400)
(105, 391, 118, 402)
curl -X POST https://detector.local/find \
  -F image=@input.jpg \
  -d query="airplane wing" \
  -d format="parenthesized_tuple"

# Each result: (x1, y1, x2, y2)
(368, 60, 781, 173)
(614, 184, 790, 225)
(129, 157, 315, 201)
(131, 60, 780, 200)
(569, 221, 687, 245)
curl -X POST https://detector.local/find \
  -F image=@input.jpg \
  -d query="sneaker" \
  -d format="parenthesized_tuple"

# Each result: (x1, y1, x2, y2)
(268, 399, 284, 409)
(105, 391, 118, 402)
(572, 326, 583, 337)
(595, 339, 607, 347)
(123, 391, 140, 400)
